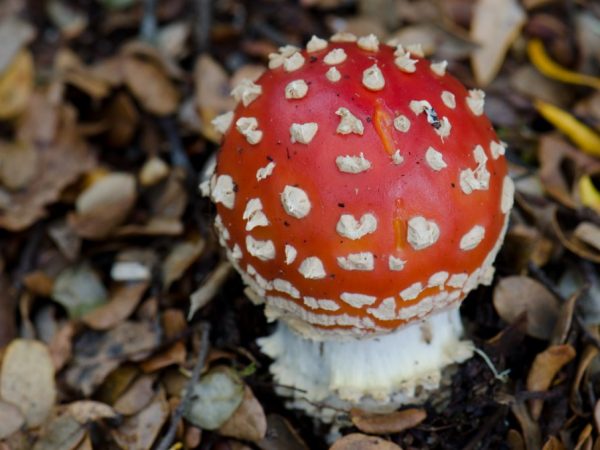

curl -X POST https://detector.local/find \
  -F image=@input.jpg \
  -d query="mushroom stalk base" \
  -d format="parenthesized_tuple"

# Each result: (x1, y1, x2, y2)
(258, 306, 473, 422)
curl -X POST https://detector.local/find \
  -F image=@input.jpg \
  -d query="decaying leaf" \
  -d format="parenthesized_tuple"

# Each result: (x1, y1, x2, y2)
(350, 408, 427, 435)
(470, 0, 526, 85)
(0, 339, 57, 427)
(493, 276, 561, 339)
(111, 388, 169, 450)
(64, 321, 159, 396)
(219, 385, 267, 442)
(0, 17, 35, 73)
(52, 263, 108, 319)
(574, 222, 600, 252)
(81, 281, 148, 330)
(329, 433, 403, 450)
(123, 55, 179, 116)
(0, 49, 34, 119)
(552, 208, 600, 263)
(113, 374, 156, 416)
(527, 344, 576, 418)
(32, 413, 85, 450)
(538, 135, 600, 210)
(162, 238, 206, 289)
(0, 140, 38, 191)
(542, 436, 566, 450)
(69, 172, 137, 239)
(184, 367, 245, 430)
(0, 400, 25, 440)
(139, 341, 186, 373)
(67, 400, 118, 424)
(0, 95, 96, 231)
(189, 261, 232, 318)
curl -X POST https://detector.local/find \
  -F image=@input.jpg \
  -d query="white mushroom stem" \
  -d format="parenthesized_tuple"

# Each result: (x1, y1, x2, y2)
(258, 306, 473, 422)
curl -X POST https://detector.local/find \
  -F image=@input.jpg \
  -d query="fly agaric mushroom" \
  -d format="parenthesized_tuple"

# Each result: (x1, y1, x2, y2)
(204, 34, 514, 420)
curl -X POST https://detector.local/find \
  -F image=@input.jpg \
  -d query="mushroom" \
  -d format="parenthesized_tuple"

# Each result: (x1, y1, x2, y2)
(205, 35, 514, 421)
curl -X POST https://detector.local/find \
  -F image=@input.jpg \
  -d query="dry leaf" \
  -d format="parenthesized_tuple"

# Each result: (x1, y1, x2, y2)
(64, 321, 159, 396)
(0, 400, 25, 439)
(0, 49, 34, 119)
(113, 374, 156, 416)
(139, 341, 186, 373)
(574, 424, 593, 450)
(139, 156, 169, 187)
(32, 413, 85, 450)
(0, 140, 38, 191)
(574, 222, 600, 251)
(511, 401, 542, 450)
(0, 96, 96, 231)
(82, 281, 148, 330)
(0, 339, 57, 427)
(493, 276, 561, 339)
(219, 385, 267, 442)
(69, 172, 137, 239)
(184, 367, 245, 430)
(48, 321, 75, 371)
(67, 400, 118, 424)
(52, 263, 108, 319)
(351, 408, 427, 435)
(111, 388, 169, 450)
(470, 0, 526, 85)
(189, 261, 232, 318)
(329, 433, 403, 450)
(551, 208, 600, 263)
(527, 344, 576, 418)
(542, 436, 566, 450)
(123, 56, 179, 116)
(538, 135, 600, 210)
(194, 54, 235, 143)
(162, 238, 205, 289)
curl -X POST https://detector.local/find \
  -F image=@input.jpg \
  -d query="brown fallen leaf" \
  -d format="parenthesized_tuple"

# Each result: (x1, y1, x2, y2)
(538, 134, 600, 210)
(64, 321, 159, 396)
(574, 424, 593, 450)
(470, 0, 526, 85)
(139, 341, 186, 373)
(67, 400, 118, 424)
(0, 140, 38, 191)
(527, 344, 576, 419)
(48, 321, 75, 371)
(123, 55, 179, 116)
(219, 385, 268, 442)
(493, 276, 561, 340)
(350, 408, 426, 435)
(189, 261, 232, 318)
(0, 49, 34, 119)
(0, 400, 25, 439)
(0, 95, 96, 231)
(329, 433, 403, 450)
(113, 374, 156, 416)
(162, 238, 206, 289)
(574, 222, 600, 252)
(111, 388, 170, 450)
(194, 54, 236, 143)
(22, 270, 54, 297)
(551, 208, 600, 264)
(511, 401, 542, 450)
(32, 413, 85, 450)
(69, 172, 137, 239)
(0, 339, 57, 427)
(82, 281, 149, 330)
(542, 436, 566, 450)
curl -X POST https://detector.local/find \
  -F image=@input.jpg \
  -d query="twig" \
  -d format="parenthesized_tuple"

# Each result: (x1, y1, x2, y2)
(155, 322, 211, 450)
(472, 347, 511, 383)
(140, 0, 158, 42)
(192, 0, 212, 53)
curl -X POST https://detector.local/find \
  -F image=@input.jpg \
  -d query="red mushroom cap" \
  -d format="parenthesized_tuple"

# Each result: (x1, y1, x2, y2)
(209, 35, 513, 338)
